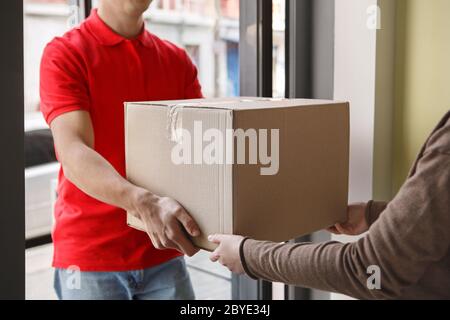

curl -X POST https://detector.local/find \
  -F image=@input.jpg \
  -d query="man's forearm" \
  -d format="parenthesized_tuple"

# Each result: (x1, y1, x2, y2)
(61, 140, 148, 212)
(58, 137, 201, 256)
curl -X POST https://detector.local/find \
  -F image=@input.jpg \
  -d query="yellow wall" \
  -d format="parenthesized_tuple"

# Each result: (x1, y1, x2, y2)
(393, 0, 450, 193)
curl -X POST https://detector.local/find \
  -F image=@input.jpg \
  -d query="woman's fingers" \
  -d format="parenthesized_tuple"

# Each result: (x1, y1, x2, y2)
(210, 253, 220, 263)
(327, 226, 341, 235)
(335, 223, 351, 235)
(208, 234, 225, 244)
(208, 234, 229, 263)
(209, 246, 221, 262)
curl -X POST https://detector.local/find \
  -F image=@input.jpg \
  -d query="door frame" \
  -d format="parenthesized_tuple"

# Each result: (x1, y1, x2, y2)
(0, 0, 25, 300)
(233, 0, 273, 300)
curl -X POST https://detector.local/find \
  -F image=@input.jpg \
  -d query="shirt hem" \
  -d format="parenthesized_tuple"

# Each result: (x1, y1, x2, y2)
(52, 252, 183, 272)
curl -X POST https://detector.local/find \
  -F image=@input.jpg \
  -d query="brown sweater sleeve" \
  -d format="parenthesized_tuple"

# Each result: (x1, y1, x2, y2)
(241, 142, 450, 299)
(365, 200, 388, 226)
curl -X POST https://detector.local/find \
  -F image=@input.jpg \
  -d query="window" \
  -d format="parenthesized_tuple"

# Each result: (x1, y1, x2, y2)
(143, 0, 240, 98)
(273, 0, 285, 98)
(24, 0, 77, 300)
(24, 0, 78, 125)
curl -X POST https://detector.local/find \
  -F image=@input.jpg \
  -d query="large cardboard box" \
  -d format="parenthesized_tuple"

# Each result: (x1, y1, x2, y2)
(125, 97, 349, 251)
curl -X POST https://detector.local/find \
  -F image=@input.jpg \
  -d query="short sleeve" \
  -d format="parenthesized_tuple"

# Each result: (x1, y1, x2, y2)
(183, 50, 203, 99)
(40, 39, 90, 125)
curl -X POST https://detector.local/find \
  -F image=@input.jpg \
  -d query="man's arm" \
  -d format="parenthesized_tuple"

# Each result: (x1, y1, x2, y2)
(51, 110, 200, 256)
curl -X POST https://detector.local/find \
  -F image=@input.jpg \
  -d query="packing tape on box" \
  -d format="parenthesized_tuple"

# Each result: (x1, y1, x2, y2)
(166, 98, 287, 143)
(167, 103, 200, 144)
(167, 104, 183, 144)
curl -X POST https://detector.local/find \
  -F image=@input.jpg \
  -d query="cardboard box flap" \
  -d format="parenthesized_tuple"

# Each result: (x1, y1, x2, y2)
(126, 97, 345, 111)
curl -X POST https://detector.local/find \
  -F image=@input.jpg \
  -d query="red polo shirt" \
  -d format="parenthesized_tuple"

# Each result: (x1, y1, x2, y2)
(40, 9, 202, 271)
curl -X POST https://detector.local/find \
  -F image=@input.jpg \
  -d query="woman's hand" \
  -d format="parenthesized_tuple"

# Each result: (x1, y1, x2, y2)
(208, 234, 245, 274)
(327, 203, 369, 236)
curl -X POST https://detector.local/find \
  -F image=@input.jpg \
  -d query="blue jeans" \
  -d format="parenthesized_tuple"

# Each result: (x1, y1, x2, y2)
(54, 257, 195, 300)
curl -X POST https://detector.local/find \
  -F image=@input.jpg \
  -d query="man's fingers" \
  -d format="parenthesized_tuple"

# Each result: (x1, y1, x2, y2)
(176, 209, 201, 237)
(169, 224, 199, 257)
(176, 236, 199, 257)
(148, 232, 163, 250)
(159, 236, 177, 251)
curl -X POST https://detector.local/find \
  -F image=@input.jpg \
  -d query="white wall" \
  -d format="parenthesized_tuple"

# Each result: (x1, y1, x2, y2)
(334, 0, 378, 204)
(24, 11, 70, 114)
(332, 0, 378, 300)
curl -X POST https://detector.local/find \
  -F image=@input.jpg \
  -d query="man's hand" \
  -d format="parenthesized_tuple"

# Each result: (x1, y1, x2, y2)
(327, 203, 369, 236)
(208, 234, 245, 274)
(130, 190, 201, 257)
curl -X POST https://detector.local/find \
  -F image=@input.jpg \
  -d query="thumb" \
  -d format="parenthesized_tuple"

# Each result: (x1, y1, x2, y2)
(176, 210, 201, 237)
(208, 234, 224, 244)
(327, 226, 341, 235)
(335, 222, 350, 235)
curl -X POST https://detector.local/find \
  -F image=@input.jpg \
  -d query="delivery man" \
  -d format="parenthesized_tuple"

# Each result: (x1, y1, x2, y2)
(40, 0, 202, 300)
(209, 111, 450, 300)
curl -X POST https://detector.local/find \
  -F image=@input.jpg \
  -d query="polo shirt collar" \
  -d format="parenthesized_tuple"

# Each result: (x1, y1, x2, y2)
(86, 9, 153, 48)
